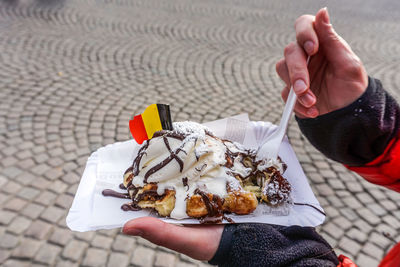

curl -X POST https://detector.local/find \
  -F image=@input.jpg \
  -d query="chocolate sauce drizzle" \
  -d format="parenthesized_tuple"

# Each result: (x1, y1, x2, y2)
(194, 189, 224, 218)
(182, 177, 189, 191)
(144, 135, 185, 182)
(122, 203, 141, 211)
(102, 189, 130, 199)
(293, 202, 326, 216)
(133, 141, 149, 176)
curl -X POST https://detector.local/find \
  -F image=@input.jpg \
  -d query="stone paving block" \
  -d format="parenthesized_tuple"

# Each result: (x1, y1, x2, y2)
(180, 254, 200, 264)
(131, 246, 155, 266)
(154, 251, 176, 267)
(346, 228, 367, 243)
(368, 203, 388, 217)
(0, 249, 10, 264)
(341, 196, 362, 209)
(107, 252, 130, 267)
(55, 193, 74, 209)
(7, 216, 31, 235)
(323, 222, 344, 238)
(338, 236, 361, 255)
(25, 220, 53, 240)
(353, 219, 373, 233)
(34, 243, 61, 265)
(21, 203, 45, 219)
(91, 234, 113, 250)
(99, 228, 119, 237)
(48, 180, 68, 194)
(48, 157, 64, 167)
(14, 172, 35, 185)
(137, 237, 158, 249)
(319, 170, 337, 179)
(382, 215, 400, 229)
(31, 164, 51, 176)
(361, 242, 384, 260)
(49, 228, 73, 246)
(35, 190, 57, 205)
(314, 184, 335, 196)
(345, 182, 364, 193)
(380, 200, 397, 211)
(357, 208, 381, 225)
(44, 167, 64, 181)
(0, 175, 7, 187)
(176, 262, 197, 267)
(307, 172, 324, 184)
(0, 210, 17, 225)
(3, 259, 31, 267)
(17, 187, 40, 201)
(40, 206, 65, 223)
(82, 247, 109, 267)
(112, 235, 136, 252)
(355, 253, 380, 267)
(332, 216, 352, 231)
(55, 260, 79, 267)
(74, 231, 96, 242)
(356, 192, 375, 203)
(319, 231, 338, 249)
(30, 177, 51, 190)
(62, 240, 89, 262)
(1, 166, 23, 178)
(0, 193, 10, 205)
(2, 181, 22, 194)
(62, 172, 81, 185)
(11, 238, 41, 259)
(1, 157, 18, 167)
(0, 233, 19, 249)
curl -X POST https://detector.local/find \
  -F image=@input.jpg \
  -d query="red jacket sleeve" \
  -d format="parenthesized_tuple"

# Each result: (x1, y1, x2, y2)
(346, 133, 400, 192)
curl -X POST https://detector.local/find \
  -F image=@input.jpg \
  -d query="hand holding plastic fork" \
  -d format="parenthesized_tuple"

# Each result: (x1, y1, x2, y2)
(257, 56, 311, 161)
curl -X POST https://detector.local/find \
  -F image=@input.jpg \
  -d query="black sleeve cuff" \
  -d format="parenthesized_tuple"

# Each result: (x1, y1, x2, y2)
(296, 76, 400, 166)
(208, 224, 338, 267)
(208, 224, 235, 265)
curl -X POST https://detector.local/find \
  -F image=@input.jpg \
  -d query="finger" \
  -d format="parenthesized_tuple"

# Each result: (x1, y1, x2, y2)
(314, 8, 353, 65)
(281, 86, 319, 118)
(123, 217, 223, 261)
(295, 14, 319, 55)
(275, 58, 290, 86)
(283, 42, 317, 108)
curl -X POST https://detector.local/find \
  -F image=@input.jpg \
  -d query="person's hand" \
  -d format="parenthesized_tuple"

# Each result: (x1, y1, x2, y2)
(123, 217, 223, 261)
(276, 7, 368, 118)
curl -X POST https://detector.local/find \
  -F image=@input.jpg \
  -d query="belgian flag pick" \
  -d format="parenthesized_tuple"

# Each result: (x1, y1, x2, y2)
(129, 104, 173, 144)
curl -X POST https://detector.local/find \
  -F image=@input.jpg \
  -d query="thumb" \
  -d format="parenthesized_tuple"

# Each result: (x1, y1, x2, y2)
(123, 217, 223, 261)
(314, 8, 354, 65)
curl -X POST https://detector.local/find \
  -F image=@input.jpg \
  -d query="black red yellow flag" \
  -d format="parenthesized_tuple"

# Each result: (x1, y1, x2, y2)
(129, 104, 173, 144)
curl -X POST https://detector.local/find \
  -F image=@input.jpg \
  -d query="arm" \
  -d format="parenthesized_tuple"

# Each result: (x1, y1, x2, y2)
(122, 218, 340, 267)
(276, 8, 400, 192)
(297, 77, 400, 192)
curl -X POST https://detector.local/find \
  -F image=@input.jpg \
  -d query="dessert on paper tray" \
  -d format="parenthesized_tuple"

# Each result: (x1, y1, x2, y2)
(102, 121, 291, 223)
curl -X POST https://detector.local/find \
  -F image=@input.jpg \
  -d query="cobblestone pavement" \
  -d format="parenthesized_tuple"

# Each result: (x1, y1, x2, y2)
(0, 0, 400, 266)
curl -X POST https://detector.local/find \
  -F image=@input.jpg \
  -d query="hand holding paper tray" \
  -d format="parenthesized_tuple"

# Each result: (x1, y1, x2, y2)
(66, 114, 325, 232)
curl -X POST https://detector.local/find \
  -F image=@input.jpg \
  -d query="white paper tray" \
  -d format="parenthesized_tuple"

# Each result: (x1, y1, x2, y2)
(67, 115, 325, 232)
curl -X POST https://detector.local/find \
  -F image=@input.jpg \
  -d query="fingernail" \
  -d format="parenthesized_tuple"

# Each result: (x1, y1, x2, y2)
(304, 41, 314, 55)
(307, 107, 319, 117)
(293, 80, 307, 94)
(322, 7, 330, 24)
(299, 92, 316, 107)
(123, 228, 142, 236)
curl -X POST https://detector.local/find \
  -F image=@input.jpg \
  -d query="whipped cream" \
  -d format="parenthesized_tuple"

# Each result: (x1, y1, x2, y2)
(131, 121, 250, 219)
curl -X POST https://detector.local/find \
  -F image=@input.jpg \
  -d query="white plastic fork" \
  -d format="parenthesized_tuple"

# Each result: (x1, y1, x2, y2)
(256, 56, 310, 161)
